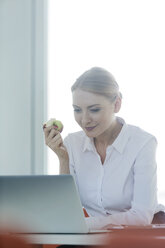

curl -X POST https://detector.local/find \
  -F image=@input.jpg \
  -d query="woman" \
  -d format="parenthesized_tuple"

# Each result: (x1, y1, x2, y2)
(43, 67, 165, 230)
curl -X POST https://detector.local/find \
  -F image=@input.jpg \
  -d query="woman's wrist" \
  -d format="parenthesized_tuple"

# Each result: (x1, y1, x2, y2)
(59, 158, 70, 174)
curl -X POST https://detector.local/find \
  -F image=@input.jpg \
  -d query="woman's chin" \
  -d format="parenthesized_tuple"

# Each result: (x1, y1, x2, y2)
(84, 130, 96, 138)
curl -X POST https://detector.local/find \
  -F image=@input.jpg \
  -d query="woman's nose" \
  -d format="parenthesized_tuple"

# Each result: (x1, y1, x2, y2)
(81, 112, 91, 126)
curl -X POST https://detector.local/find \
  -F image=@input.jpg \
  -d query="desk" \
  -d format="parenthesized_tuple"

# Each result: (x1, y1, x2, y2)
(17, 226, 165, 247)
(19, 232, 109, 246)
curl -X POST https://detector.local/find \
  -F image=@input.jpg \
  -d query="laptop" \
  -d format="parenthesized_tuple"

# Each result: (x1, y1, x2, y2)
(0, 175, 104, 234)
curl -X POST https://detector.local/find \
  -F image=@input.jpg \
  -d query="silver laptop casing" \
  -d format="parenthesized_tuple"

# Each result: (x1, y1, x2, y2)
(0, 175, 88, 233)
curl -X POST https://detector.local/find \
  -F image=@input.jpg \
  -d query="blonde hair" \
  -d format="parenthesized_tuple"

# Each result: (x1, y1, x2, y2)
(71, 67, 122, 102)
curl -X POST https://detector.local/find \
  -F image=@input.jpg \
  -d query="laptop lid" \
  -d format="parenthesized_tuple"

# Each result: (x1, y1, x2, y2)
(0, 175, 88, 233)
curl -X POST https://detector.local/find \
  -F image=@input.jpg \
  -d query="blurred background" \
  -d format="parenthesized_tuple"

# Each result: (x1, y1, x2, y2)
(0, 0, 165, 204)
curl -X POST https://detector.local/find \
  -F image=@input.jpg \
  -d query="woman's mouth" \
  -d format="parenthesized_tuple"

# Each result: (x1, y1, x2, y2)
(85, 126, 97, 132)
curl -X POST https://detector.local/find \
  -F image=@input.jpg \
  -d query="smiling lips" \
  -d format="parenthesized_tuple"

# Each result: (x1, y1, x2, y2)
(85, 126, 97, 131)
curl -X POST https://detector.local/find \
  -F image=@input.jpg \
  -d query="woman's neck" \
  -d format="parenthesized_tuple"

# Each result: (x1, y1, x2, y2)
(94, 119, 123, 148)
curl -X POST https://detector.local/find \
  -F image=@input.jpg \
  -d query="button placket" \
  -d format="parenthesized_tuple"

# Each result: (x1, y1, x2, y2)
(100, 147, 114, 213)
(103, 146, 113, 166)
(97, 164, 104, 207)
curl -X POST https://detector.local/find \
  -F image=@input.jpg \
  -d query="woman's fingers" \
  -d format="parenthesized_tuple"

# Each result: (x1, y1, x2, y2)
(43, 127, 69, 166)
(43, 125, 68, 160)
(48, 133, 62, 149)
(44, 127, 58, 144)
(43, 126, 63, 151)
(43, 125, 53, 139)
(43, 125, 56, 135)
(47, 128, 59, 140)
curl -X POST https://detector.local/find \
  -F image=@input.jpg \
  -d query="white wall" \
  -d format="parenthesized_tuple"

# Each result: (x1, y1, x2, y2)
(0, 0, 47, 175)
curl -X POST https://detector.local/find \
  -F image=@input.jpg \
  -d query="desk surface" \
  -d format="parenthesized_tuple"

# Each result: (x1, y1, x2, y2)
(19, 232, 110, 245)
(16, 225, 165, 246)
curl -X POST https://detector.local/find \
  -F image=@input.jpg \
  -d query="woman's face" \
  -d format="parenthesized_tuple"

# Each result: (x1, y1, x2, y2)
(72, 89, 121, 138)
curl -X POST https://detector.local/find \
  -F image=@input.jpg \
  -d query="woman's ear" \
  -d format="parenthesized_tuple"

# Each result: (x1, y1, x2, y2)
(114, 97, 122, 113)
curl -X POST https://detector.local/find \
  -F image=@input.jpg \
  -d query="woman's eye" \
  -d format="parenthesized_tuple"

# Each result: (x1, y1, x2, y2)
(74, 108, 81, 113)
(90, 108, 100, 112)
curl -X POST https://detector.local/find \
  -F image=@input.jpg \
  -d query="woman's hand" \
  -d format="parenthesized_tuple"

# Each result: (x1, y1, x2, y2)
(43, 125, 69, 162)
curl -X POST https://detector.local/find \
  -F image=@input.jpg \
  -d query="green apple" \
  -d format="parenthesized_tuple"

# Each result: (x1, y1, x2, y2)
(45, 118, 63, 132)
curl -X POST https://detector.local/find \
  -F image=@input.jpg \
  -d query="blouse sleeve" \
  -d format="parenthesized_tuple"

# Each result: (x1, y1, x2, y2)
(85, 137, 158, 230)
(63, 135, 77, 178)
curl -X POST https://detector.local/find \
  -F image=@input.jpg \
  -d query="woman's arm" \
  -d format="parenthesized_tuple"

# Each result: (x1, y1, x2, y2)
(43, 125, 70, 174)
(59, 157, 70, 174)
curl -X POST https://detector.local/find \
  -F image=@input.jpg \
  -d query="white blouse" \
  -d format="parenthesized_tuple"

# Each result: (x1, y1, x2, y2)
(63, 117, 165, 230)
